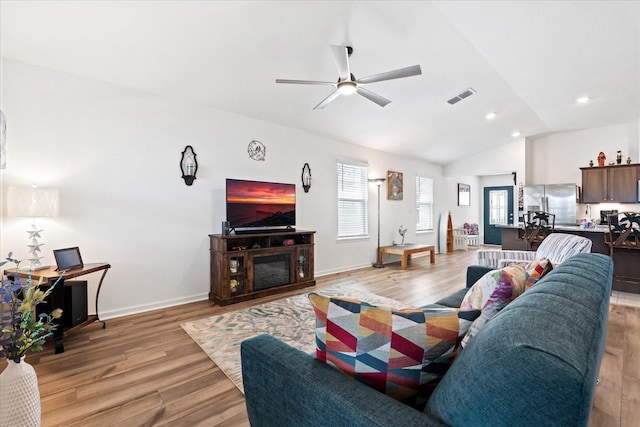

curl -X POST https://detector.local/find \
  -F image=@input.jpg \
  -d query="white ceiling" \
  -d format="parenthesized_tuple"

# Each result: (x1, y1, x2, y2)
(1, 1, 638, 165)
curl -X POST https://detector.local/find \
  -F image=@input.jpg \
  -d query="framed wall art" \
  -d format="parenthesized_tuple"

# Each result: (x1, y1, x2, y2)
(387, 170, 403, 200)
(458, 183, 470, 206)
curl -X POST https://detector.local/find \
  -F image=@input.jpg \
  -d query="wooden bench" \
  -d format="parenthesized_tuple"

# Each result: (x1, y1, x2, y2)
(377, 244, 435, 269)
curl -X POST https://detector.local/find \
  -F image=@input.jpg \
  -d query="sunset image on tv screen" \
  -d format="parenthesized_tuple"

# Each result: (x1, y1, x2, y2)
(226, 179, 295, 228)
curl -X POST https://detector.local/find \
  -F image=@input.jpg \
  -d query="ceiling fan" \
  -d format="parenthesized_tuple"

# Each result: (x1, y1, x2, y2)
(276, 45, 422, 110)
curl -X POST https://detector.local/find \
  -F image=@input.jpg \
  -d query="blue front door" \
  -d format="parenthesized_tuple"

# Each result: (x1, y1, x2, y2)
(483, 186, 514, 245)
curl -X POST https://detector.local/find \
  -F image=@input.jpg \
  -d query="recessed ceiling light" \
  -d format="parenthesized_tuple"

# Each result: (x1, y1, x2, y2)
(576, 96, 590, 104)
(512, 131, 521, 137)
(485, 112, 497, 120)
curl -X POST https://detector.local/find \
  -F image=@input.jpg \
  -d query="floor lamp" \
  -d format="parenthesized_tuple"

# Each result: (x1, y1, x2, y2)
(7, 184, 60, 270)
(369, 177, 386, 268)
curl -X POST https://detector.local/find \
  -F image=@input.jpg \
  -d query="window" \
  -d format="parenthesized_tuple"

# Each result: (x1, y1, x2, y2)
(489, 189, 508, 225)
(416, 176, 434, 231)
(337, 162, 368, 238)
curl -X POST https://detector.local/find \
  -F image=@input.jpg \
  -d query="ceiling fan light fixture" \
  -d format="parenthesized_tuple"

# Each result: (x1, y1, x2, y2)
(276, 45, 421, 108)
(337, 81, 357, 95)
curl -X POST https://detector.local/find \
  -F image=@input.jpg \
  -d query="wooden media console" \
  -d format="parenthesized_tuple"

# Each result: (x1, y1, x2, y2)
(209, 230, 315, 305)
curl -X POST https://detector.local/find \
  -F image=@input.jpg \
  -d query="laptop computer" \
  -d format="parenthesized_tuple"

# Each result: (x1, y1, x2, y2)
(53, 247, 84, 271)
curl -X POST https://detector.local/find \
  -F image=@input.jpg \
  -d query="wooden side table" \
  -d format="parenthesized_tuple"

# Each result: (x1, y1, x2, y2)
(378, 244, 435, 269)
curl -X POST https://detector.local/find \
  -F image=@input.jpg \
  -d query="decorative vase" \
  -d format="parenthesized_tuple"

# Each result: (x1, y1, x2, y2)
(0, 357, 41, 427)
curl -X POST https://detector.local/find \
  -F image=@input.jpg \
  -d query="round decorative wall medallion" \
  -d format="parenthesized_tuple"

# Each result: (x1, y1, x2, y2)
(248, 140, 266, 161)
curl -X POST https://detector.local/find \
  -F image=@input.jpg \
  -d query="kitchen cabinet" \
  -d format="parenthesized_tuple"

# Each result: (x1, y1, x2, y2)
(499, 227, 527, 250)
(581, 164, 639, 203)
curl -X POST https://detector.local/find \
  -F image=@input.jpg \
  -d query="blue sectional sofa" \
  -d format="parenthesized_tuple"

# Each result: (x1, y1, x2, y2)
(241, 253, 613, 427)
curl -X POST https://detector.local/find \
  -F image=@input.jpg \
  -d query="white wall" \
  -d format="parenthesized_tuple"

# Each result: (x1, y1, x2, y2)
(526, 123, 640, 185)
(444, 138, 527, 181)
(0, 60, 443, 318)
(444, 175, 480, 228)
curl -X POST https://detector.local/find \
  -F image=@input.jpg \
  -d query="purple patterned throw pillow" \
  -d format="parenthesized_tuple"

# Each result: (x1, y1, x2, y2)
(459, 265, 526, 347)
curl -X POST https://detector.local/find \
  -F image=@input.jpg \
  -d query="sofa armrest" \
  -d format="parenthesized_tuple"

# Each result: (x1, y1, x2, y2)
(466, 265, 494, 288)
(241, 334, 447, 427)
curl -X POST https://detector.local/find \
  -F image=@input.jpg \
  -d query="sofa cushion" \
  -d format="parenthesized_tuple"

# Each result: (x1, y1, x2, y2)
(524, 257, 553, 288)
(433, 265, 494, 308)
(308, 293, 480, 407)
(433, 288, 469, 308)
(459, 265, 526, 347)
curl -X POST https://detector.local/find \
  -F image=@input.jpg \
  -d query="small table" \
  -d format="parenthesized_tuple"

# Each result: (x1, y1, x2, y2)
(8, 263, 111, 354)
(378, 244, 435, 269)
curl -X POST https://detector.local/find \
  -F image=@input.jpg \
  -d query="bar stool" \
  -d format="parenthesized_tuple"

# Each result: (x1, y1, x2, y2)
(523, 211, 555, 251)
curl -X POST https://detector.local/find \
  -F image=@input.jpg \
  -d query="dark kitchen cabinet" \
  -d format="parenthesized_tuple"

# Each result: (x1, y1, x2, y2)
(581, 164, 639, 203)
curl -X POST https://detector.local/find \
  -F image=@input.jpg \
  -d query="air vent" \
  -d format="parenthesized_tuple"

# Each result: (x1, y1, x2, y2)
(447, 87, 476, 105)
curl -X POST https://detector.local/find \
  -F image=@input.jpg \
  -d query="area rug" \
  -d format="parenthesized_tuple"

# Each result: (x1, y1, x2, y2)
(180, 286, 404, 393)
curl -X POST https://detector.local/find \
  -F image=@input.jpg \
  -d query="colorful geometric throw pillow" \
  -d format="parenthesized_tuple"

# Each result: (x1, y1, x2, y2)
(524, 258, 553, 288)
(459, 265, 527, 347)
(308, 293, 480, 407)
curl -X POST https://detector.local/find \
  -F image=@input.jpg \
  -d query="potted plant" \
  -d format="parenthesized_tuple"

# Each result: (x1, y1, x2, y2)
(0, 252, 63, 427)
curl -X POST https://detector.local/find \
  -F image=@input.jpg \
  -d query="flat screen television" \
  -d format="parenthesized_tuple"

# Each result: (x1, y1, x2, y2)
(226, 179, 296, 233)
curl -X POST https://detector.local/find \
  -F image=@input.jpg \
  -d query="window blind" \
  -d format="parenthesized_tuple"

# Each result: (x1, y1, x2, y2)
(337, 162, 369, 238)
(416, 176, 434, 231)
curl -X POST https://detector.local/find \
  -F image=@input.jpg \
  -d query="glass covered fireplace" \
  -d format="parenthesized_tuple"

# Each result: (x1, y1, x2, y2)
(253, 253, 291, 291)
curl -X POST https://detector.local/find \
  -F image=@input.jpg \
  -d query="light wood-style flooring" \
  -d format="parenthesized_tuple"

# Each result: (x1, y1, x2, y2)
(21, 249, 639, 426)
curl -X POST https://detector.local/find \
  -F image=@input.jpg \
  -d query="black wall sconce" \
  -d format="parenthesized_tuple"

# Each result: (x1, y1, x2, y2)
(180, 145, 198, 186)
(301, 162, 312, 192)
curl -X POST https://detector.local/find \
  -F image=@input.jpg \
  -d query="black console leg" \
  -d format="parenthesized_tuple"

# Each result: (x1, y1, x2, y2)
(53, 336, 65, 354)
(95, 268, 109, 330)
(50, 278, 66, 354)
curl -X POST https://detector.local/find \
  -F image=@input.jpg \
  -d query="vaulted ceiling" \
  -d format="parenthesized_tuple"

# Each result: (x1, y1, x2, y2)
(1, 1, 638, 165)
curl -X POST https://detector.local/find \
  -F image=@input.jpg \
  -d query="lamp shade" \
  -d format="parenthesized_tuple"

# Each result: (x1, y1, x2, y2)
(7, 186, 59, 217)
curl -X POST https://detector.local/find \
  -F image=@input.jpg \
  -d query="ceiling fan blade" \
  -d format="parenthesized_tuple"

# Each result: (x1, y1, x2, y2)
(276, 79, 336, 86)
(313, 90, 341, 110)
(355, 87, 391, 107)
(357, 65, 422, 84)
(329, 45, 351, 81)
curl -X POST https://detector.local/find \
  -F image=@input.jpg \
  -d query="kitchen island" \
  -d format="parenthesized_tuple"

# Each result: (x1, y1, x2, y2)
(497, 224, 638, 293)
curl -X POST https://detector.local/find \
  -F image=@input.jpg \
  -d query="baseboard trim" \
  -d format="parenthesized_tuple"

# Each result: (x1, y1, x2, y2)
(98, 293, 209, 320)
(316, 263, 374, 277)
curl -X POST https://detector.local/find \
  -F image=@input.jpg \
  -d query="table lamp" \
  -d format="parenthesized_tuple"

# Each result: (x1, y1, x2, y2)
(7, 184, 60, 269)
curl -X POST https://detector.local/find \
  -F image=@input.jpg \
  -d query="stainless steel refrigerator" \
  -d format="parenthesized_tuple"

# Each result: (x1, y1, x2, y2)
(523, 184, 580, 226)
